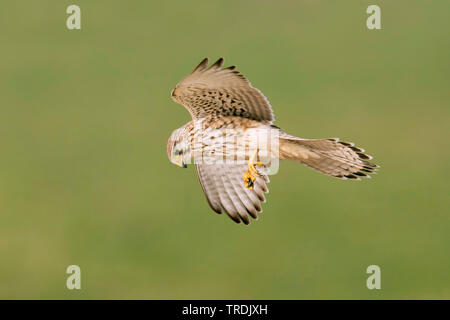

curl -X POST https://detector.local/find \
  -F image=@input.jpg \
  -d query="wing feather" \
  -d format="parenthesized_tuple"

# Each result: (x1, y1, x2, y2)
(172, 58, 274, 123)
(195, 163, 269, 224)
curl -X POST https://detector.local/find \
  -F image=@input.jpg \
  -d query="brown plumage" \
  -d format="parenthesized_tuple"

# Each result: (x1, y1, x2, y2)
(171, 57, 273, 122)
(168, 58, 379, 225)
(278, 135, 378, 180)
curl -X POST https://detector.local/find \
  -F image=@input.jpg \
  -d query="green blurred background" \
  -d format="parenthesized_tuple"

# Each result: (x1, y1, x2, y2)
(0, 0, 449, 299)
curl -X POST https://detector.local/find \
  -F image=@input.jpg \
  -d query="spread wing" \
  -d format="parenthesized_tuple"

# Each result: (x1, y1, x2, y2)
(195, 163, 270, 224)
(171, 58, 274, 123)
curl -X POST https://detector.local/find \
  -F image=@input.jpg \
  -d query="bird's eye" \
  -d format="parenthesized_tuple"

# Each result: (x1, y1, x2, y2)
(174, 148, 183, 156)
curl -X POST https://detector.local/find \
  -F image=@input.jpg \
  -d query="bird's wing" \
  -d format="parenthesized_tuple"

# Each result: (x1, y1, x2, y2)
(195, 163, 270, 224)
(172, 58, 274, 123)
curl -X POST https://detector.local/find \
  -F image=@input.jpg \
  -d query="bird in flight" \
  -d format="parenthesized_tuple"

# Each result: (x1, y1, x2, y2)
(167, 58, 378, 224)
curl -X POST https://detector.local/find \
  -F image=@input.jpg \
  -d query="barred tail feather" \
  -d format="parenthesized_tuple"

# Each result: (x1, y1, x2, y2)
(279, 136, 379, 180)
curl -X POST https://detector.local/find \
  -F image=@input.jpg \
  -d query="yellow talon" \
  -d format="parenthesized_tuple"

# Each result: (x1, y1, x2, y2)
(243, 170, 256, 189)
(248, 161, 262, 176)
(243, 149, 263, 189)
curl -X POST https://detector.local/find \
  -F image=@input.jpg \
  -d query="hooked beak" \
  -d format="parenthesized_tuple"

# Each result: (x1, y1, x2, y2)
(173, 149, 187, 168)
(176, 159, 187, 168)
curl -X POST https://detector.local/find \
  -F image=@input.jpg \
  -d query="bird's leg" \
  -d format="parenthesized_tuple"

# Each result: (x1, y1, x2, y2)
(243, 149, 263, 189)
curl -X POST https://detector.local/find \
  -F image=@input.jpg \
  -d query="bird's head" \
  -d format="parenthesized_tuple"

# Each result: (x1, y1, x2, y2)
(167, 128, 190, 168)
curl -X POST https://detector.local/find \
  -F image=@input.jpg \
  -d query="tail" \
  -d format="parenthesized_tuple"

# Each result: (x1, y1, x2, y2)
(279, 135, 379, 180)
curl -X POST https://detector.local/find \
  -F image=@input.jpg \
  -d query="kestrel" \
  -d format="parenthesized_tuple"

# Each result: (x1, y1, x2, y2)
(167, 58, 378, 224)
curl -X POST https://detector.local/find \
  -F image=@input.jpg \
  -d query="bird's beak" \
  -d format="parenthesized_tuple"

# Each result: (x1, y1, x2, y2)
(177, 159, 187, 168)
